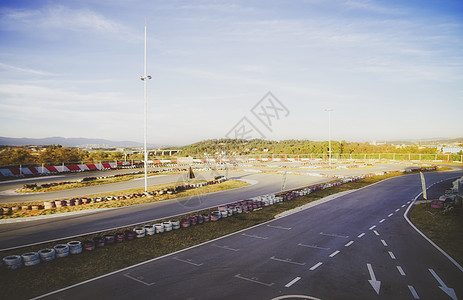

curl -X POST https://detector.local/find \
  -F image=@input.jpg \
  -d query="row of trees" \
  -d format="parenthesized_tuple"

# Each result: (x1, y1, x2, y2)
(1, 139, 459, 166)
(0, 145, 126, 166)
(177, 139, 442, 156)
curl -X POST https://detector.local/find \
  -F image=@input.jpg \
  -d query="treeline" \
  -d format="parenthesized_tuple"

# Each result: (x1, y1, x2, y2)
(177, 139, 439, 156)
(0, 145, 127, 166)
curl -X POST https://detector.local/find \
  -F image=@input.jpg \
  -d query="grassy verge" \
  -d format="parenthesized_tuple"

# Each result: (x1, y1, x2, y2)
(0, 172, 407, 300)
(409, 202, 463, 266)
(1, 180, 248, 219)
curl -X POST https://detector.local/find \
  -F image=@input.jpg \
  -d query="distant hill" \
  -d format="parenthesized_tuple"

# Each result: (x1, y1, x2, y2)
(0, 136, 150, 148)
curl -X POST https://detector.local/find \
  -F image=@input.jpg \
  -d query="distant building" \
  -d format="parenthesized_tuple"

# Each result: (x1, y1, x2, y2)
(440, 146, 463, 154)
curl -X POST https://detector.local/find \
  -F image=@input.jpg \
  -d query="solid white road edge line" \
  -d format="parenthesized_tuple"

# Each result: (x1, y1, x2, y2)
(403, 189, 463, 273)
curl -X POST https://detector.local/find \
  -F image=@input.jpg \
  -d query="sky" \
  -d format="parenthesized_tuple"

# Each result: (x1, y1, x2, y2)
(0, 0, 462, 146)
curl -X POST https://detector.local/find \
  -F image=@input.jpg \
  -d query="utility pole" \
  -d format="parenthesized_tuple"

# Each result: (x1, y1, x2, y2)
(140, 21, 152, 192)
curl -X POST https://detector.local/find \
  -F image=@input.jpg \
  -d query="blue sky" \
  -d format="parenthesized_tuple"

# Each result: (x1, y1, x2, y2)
(1, 0, 462, 146)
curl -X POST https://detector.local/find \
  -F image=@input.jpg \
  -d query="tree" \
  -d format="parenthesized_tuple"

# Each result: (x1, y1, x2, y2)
(0, 148, 35, 165)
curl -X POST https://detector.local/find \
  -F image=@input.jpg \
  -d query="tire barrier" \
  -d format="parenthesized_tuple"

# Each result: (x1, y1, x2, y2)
(154, 223, 165, 233)
(2, 177, 229, 215)
(125, 230, 136, 241)
(21, 252, 40, 267)
(54, 244, 69, 258)
(116, 232, 126, 243)
(180, 219, 191, 228)
(210, 211, 221, 221)
(133, 227, 146, 238)
(171, 220, 181, 230)
(188, 216, 197, 226)
(144, 225, 156, 235)
(104, 234, 116, 245)
(163, 221, 173, 232)
(93, 237, 105, 248)
(68, 241, 82, 254)
(83, 240, 95, 251)
(3, 255, 22, 269)
(202, 214, 210, 222)
(38, 248, 56, 262)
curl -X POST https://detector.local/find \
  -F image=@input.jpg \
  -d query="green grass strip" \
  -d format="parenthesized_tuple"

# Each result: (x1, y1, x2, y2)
(409, 203, 463, 266)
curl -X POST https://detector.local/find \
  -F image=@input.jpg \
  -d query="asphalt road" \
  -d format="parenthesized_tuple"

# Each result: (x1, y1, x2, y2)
(34, 170, 463, 300)
(0, 164, 412, 250)
(0, 172, 332, 250)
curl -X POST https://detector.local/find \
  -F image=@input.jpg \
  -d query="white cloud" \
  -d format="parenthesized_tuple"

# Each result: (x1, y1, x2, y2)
(0, 5, 138, 41)
(0, 62, 55, 76)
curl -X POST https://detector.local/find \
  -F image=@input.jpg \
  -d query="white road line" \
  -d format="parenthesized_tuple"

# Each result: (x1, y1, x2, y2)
(397, 266, 406, 276)
(172, 257, 203, 267)
(267, 225, 292, 230)
(345, 241, 354, 247)
(329, 250, 340, 257)
(270, 256, 306, 266)
(395, 208, 400, 212)
(388, 213, 394, 217)
(381, 240, 388, 247)
(234, 274, 274, 287)
(401, 204, 406, 208)
(285, 276, 302, 288)
(388, 251, 396, 260)
(369, 225, 376, 230)
(123, 273, 155, 286)
(309, 262, 323, 271)
(373, 230, 380, 236)
(211, 244, 240, 252)
(408, 285, 420, 299)
(298, 243, 330, 250)
(357, 233, 365, 238)
(319, 232, 349, 238)
(379, 219, 385, 223)
(242, 233, 268, 240)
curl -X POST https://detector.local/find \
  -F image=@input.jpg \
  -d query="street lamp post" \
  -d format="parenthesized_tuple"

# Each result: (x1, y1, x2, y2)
(140, 23, 152, 192)
(325, 109, 333, 168)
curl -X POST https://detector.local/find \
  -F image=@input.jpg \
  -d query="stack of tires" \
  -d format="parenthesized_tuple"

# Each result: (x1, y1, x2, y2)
(39, 248, 56, 262)
(3, 255, 22, 269)
(133, 227, 146, 238)
(54, 244, 69, 258)
(22, 252, 40, 266)
(144, 225, 156, 235)
(68, 241, 82, 254)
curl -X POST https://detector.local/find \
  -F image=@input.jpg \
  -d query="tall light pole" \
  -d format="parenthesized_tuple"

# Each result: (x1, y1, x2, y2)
(325, 109, 333, 168)
(140, 22, 151, 192)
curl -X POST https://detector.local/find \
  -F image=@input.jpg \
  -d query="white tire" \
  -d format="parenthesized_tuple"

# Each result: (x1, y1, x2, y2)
(163, 221, 173, 232)
(22, 252, 40, 266)
(39, 248, 56, 262)
(144, 225, 156, 235)
(54, 244, 69, 258)
(67, 241, 83, 255)
(133, 227, 146, 238)
(154, 223, 165, 233)
(3, 255, 22, 269)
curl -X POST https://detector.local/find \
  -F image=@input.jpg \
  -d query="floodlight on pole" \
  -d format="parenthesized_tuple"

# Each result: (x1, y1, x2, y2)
(325, 109, 333, 168)
(140, 22, 151, 192)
